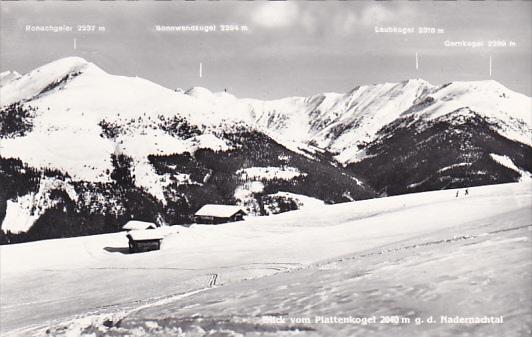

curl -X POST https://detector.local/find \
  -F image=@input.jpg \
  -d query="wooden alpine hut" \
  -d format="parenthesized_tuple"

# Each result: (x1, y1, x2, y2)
(194, 205, 247, 224)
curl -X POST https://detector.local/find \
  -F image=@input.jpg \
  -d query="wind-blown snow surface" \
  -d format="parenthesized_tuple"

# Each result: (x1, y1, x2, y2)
(1, 182, 530, 337)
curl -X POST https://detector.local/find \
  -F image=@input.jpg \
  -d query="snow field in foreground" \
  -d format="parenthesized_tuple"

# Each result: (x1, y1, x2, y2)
(0, 182, 530, 336)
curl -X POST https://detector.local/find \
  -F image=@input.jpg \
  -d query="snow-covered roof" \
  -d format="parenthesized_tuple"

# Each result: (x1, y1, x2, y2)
(123, 220, 156, 231)
(127, 230, 163, 241)
(195, 204, 246, 218)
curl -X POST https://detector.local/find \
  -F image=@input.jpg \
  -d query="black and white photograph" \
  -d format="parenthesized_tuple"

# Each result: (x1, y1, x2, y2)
(0, 1, 531, 336)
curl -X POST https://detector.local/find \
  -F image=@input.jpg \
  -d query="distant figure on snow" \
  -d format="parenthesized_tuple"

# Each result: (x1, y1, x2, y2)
(456, 191, 459, 198)
(465, 189, 469, 196)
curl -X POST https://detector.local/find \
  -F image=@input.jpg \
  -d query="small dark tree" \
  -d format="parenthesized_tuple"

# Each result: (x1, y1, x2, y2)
(110, 149, 135, 189)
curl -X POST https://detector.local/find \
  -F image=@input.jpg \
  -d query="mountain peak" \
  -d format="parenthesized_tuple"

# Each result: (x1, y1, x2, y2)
(35, 56, 103, 76)
(0, 56, 105, 107)
(0, 70, 21, 79)
(49, 56, 89, 67)
(0, 70, 21, 87)
(440, 79, 509, 92)
(185, 86, 215, 99)
(402, 78, 431, 86)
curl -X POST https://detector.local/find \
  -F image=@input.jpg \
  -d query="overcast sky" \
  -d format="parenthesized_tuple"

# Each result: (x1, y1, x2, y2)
(1, 1, 530, 99)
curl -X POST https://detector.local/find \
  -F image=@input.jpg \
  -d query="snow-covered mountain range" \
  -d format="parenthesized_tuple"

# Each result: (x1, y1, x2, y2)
(1, 57, 530, 242)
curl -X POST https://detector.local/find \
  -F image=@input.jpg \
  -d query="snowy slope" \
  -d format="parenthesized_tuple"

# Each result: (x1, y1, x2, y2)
(117, 211, 530, 337)
(0, 57, 336, 188)
(490, 153, 532, 182)
(186, 79, 438, 161)
(0, 182, 530, 336)
(385, 80, 531, 148)
(0, 58, 245, 181)
(180, 78, 531, 165)
(0, 59, 374, 238)
(1, 57, 530, 239)
(2, 58, 530, 168)
(1, 57, 530, 172)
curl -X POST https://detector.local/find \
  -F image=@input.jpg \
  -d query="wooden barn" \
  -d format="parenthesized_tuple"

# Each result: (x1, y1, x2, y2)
(126, 230, 163, 253)
(122, 220, 156, 231)
(194, 205, 247, 224)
